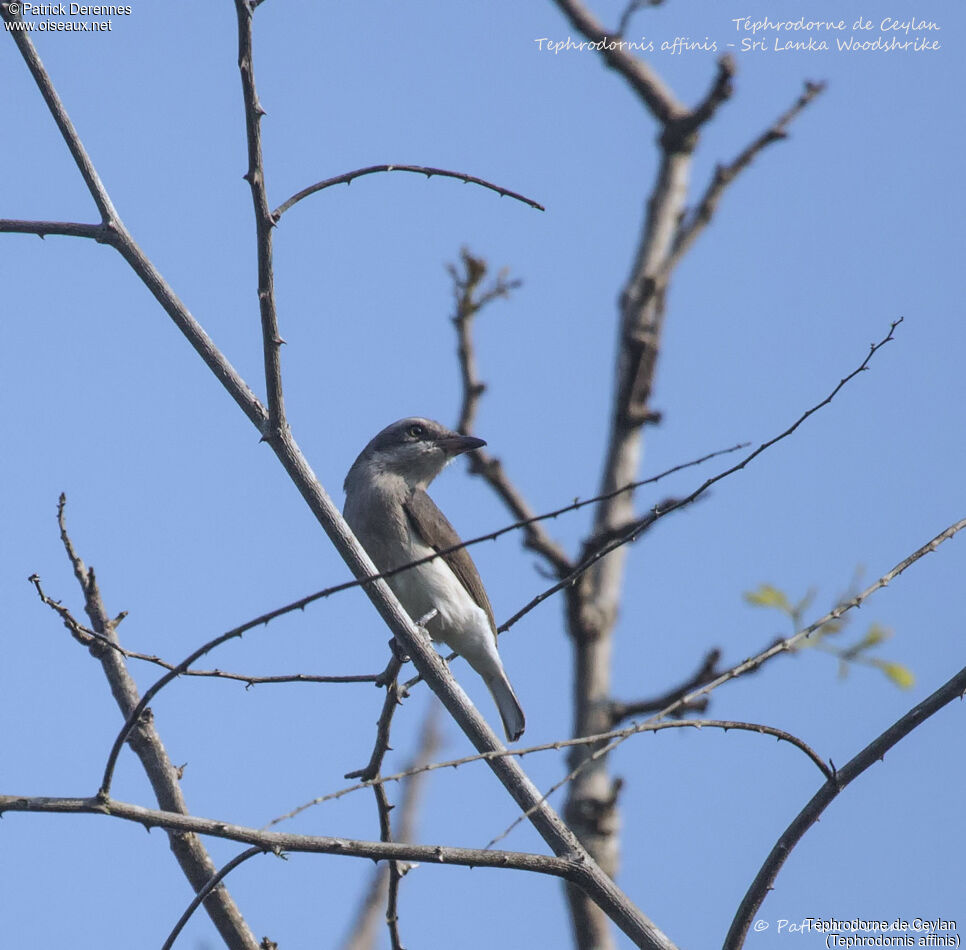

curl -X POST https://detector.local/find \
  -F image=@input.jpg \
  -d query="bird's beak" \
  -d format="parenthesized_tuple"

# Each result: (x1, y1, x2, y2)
(436, 434, 486, 456)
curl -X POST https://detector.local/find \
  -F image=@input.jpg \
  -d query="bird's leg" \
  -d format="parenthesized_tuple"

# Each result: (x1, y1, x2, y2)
(415, 607, 439, 631)
(387, 636, 410, 666)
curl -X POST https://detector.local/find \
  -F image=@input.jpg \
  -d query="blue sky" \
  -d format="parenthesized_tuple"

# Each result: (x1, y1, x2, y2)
(3, 2, 964, 948)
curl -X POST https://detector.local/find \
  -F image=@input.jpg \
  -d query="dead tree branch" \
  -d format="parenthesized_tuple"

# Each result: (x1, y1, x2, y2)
(340, 710, 442, 950)
(725, 662, 966, 950)
(274, 165, 544, 220)
(52, 496, 260, 950)
(498, 516, 966, 842)
(2, 5, 676, 946)
(449, 250, 574, 577)
(501, 319, 902, 634)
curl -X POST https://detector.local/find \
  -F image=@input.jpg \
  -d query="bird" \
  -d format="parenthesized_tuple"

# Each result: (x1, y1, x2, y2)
(343, 417, 525, 742)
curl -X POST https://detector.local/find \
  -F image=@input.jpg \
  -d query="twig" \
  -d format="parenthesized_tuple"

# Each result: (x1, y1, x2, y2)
(548, 0, 685, 124)
(0, 4, 268, 433)
(608, 648, 722, 722)
(616, 0, 665, 39)
(162, 847, 269, 950)
(28, 572, 377, 685)
(671, 55, 736, 146)
(449, 250, 573, 576)
(267, 715, 832, 828)
(500, 319, 903, 633)
(340, 710, 441, 950)
(273, 165, 544, 220)
(343, 650, 411, 950)
(51, 497, 259, 950)
(669, 80, 827, 271)
(235, 0, 286, 435)
(0, 793, 615, 881)
(0, 219, 110, 240)
(7, 8, 672, 943)
(724, 663, 966, 950)
(493, 516, 966, 844)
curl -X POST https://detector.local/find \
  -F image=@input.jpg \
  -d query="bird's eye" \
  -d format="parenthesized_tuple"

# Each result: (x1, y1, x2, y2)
(408, 423, 425, 439)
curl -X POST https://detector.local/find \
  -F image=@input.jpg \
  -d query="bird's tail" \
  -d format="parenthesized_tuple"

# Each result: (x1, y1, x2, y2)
(485, 670, 526, 743)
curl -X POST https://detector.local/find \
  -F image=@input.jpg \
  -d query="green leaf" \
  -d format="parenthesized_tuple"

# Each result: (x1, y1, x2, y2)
(743, 584, 791, 612)
(857, 622, 892, 649)
(877, 661, 915, 689)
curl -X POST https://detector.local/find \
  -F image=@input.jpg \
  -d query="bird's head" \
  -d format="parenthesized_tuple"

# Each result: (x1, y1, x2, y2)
(346, 418, 486, 491)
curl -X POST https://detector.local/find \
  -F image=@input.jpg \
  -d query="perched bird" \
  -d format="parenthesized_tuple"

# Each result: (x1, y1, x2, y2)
(344, 417, 525, 742)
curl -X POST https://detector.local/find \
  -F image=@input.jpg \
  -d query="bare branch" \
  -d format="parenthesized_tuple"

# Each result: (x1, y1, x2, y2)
(8, 10, 674, 943)
(674, 55, 736, 144)
(608, 648, 722, 721)
(615, 0, 665, 39)
(449, 250, 573, 576)
(269, 715, 832, 828)
(725, 663, 966, 950)
(162, 847, 270, 950)
(1, 9, 268, 433)
(273, 165, 544, 220)
(0, 219, 109, 240)
(548, 0, 685, 125)
(501, 319, 903, 633)
(1, 5, 118, 223)
(0, 793, 611, 882)
(235, 0, 286, 434)
(340, 710, 441, 950)
(501, 516, 966, 840)
(29, 571, 377, 686)
(345, 651, 407, 783)
(669, 80, 827, 270)
(51, 497, 259, 950)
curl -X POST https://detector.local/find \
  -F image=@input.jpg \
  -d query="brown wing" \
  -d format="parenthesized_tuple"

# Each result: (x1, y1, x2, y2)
(403, 488, 498, 639)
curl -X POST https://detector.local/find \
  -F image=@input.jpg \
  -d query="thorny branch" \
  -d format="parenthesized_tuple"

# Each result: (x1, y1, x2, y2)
(344, 652, 408, 949)
(450, 250, 574, 576)
(3, 5, 675, 946)
(340, 711, 441, 950)
(489, 515, 966, 846)
(162, 848, 270, 950)
(725, 662, 966, 950)
(668, 80, 827, 272)
(273, 165, 544, 220)
(29, 572, 378, 686)
(500, 319, 903, 634)
(268, 714, 834, 828)
(51, 497, 260, 950)
(0, 793, 593, 879)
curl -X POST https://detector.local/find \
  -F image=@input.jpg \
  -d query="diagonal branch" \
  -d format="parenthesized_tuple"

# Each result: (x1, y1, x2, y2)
(548, 0, 684, 124)
(1, 4, 118, 224)
(9, 10, 673, 945)
(499, 516, 966, 840)
(52, 497, 260, 950)
(1, 6, 267, 433)
(273, 165, 544, 220)
(162, 847, 270, 950)
(668, 80, 827, 271)
(724, 662, 966, 950)
(608, 648, 723, 722)
(502, 319, 903, 633)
